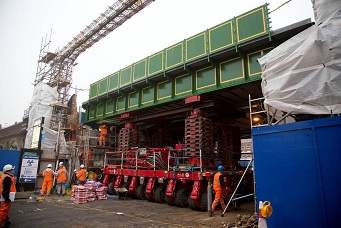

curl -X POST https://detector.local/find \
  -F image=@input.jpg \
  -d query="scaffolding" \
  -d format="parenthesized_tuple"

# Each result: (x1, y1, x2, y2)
(77, 126, 118, 169)
(32, 0, 155, 130)
(249, 95, 305, 129)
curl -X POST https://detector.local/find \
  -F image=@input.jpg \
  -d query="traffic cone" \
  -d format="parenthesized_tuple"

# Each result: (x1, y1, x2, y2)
(258, 201, 268, 228)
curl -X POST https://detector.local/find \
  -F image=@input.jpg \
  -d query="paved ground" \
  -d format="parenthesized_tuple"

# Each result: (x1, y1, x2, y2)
(8, 191, 255, 228)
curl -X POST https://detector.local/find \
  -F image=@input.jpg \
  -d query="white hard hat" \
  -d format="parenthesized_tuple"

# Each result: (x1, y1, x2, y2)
(59, 162, 64, 166)
(80, 164, 85, 168)
(3, 164, 15, 172)
(47, 164, 52, 168)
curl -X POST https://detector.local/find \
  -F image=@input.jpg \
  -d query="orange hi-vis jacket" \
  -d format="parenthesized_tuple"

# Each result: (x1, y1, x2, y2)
(213, 172, 223, 191)
(43, 169, 54, 182)
(100, 126, 107, 135)
(76, 169, 87, 182)
(57, 166, 67, 182)
(0, 174, 16, 195)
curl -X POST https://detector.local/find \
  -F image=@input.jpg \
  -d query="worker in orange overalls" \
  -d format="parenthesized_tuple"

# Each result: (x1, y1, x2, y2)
(98, 124, 108, 146)
(0, 164, 16, 227)
(40, 164, 55, 197)
(210, 165, 227, 216)
(56, 162, 68, 196)
(75, 164, 87, 185)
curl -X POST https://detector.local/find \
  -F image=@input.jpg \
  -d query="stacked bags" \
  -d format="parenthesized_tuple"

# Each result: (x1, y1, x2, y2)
(71, 181, 107, 204)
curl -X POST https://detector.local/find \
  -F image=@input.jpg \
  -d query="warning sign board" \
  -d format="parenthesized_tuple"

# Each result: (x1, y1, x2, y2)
(19, 152, 39, 183)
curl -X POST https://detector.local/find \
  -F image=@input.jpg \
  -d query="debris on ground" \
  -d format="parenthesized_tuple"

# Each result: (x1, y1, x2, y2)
(224, 213, 258, 228)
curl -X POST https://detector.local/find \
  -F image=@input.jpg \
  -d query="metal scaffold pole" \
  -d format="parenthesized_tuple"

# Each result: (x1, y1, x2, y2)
(221, 159, 254, 217)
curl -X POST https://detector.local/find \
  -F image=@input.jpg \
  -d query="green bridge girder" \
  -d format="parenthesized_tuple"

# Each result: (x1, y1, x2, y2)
(81, 4, 288, 125)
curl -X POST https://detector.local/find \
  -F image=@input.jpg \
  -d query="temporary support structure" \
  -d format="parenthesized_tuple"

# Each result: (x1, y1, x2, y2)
(31, 0, 155, 131)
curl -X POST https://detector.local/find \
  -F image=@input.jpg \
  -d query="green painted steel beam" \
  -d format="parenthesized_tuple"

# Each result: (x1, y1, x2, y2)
(80, 4, 309, 124)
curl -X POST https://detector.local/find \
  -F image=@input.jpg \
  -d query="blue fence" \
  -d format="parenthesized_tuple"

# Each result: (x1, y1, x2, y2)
(252, 116, 341, 228)
(0, 150, 21, 177)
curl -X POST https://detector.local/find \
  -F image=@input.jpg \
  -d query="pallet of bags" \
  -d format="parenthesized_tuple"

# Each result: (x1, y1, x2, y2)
(85, 185, 96, 202)
(71, 185, 87, 204)
(96, 186, 108, 200)
(94, 181, 103, 188)
(84, 181, 96, 189)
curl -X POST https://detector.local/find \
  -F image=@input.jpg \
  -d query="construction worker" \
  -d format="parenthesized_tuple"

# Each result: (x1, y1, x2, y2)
(0, 164, 16, 227)
(56, 162, 67, 196)
(210, 165, 227, 217)
(75, 164, 87, 185)
(98, 124, 108, 146)
(40, 164, 55, 197)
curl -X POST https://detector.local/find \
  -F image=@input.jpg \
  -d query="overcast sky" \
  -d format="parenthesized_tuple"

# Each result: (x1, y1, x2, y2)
(0, 0, 314, 128)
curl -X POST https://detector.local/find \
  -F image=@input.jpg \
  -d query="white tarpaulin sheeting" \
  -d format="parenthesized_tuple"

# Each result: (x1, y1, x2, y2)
(259, 0, 341, 115)
(41, 128, 67, 154)
(24, 82, 58, 148)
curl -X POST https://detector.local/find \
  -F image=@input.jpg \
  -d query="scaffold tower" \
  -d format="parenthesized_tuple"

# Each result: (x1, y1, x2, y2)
(33, 0, 155, 130)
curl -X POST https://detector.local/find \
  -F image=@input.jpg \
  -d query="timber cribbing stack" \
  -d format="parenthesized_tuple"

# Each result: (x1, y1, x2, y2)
(151, 128, 171, 148)
(184, 109, 213, 157)
(214, 120, 241, 166)
(118, 127, 139, 151)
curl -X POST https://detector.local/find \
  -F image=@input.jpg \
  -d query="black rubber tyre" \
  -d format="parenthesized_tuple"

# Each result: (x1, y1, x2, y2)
(154, 186, 166, 203)
(107, 182, 115, 195)
(165, 195, 175, 206)
(199, 192, 208, 211)
(121, 182, 130, 197)
(175, 189, 189, 208)
(136, 184, 146, 200)
(122, 182, 129, 193)
(188, 198, 199, 210)
(145, 192, 154, 202)
(122, 182, 129, 189)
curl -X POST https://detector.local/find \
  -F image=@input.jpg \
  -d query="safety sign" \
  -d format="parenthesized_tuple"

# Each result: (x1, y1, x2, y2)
(19, 152, 39, 183)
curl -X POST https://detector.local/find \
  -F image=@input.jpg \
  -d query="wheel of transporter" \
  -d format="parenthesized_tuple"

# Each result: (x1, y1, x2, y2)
(165, 195, 175, 206)
(154, 186, 166, 203)
(136, 184, 146, 200)
(145, 193, 154, 202)
(107, 182, 115, 195)
(121, 182, 130, 197)
(188, 198, 200, 210)
(122, 182, 129, 189)
(175, 189, 189, 208)
(199, 192, 208, 211)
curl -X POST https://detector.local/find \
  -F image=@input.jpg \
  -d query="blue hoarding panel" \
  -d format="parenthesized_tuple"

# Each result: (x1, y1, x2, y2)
(252, 116, 341, 228)
(0, 150, 21, 177)
(314, 123, 341, 225)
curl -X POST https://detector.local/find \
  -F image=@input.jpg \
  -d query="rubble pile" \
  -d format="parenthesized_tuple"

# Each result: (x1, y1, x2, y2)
(223, 214, 258, 228)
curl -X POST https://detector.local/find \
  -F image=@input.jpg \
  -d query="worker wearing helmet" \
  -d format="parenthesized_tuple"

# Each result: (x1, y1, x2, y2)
(0, 164, 16, 227)
(40, 164, 55, 197)
(56, 162, 68, 196)
(75, 165, 87, 186)
(98, 124, 108, 146)
(210, 165, 227, 217)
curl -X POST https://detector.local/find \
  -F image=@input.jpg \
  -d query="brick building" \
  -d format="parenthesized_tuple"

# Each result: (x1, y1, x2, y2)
(0, 119, 27, 150)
